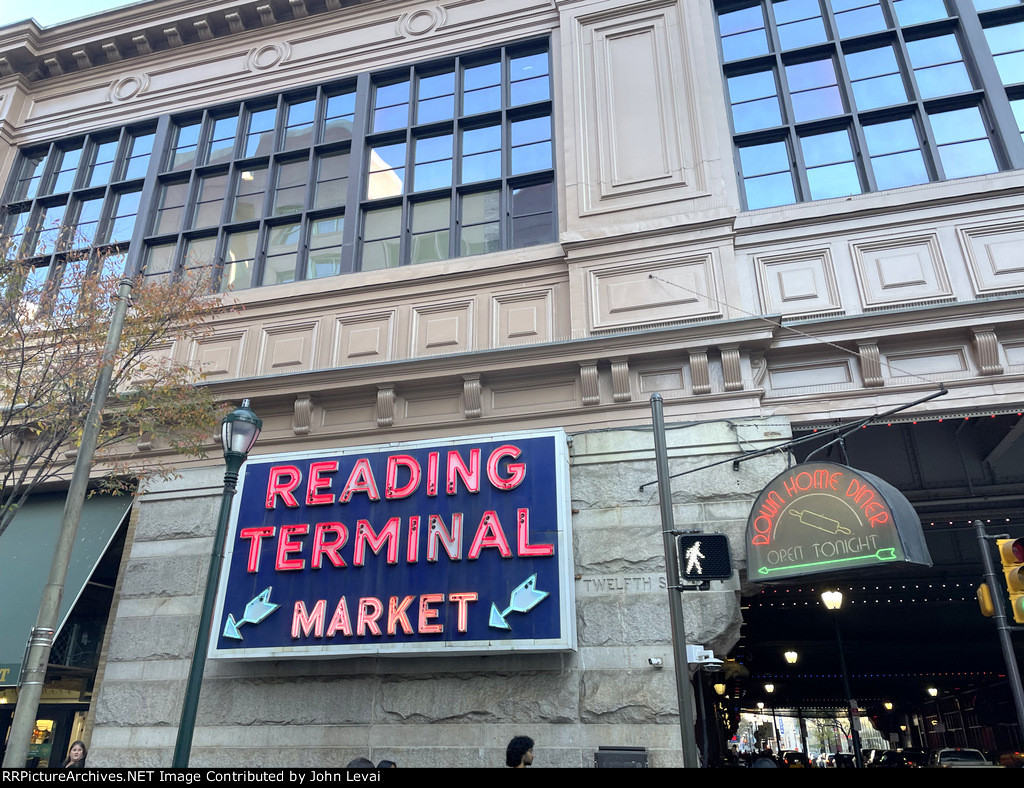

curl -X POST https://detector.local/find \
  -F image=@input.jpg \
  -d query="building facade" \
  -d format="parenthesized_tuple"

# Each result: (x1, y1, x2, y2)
(1, 0, 1023, 767)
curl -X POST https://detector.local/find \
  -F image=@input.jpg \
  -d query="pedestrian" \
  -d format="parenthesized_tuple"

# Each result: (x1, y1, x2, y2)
(377, 760, 397, 768)
(62, 741, 87, 768)
(346, 757, 374, 768)
(505, 735, 534, 767)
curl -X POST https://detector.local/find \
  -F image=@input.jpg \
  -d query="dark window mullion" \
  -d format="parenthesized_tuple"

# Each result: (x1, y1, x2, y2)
(951, 0, 1024, 167)
(249, 159, 278, 287)
(917, 97, 949, 180)
(401, 125, 414, 265)
(111, 127, 133, 185)
(762, 0, 785, 55)
(771, 47, 806, 200)
(36, 142, 60, 199)
(882, 20, 948, 180)
(248, 220, 269, 288)
(134, 116, 177, 277)
(348, 72, 373, 274)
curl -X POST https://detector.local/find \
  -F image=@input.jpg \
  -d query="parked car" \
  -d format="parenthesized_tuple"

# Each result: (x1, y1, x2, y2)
(897, 748, 929, 768)
(996, 750, 1024, 768)
(862, 748, 889, 766)
(928, 748, 1002, 768)
(871, 750, 915, 768)
(863, 749, 894, 767)
(833, 753, 857, 768)
(779, 750, 810, 768)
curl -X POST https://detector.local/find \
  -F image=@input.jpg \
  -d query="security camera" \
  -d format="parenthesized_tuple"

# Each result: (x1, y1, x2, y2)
(648, 657, 663, 668)
(700, 658, 725, 673)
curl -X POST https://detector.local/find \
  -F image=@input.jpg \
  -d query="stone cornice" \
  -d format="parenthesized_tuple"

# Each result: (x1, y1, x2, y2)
(0, 0, 374, 81)
(770, 294, 1024, 351)
(201, 313, 781, 401)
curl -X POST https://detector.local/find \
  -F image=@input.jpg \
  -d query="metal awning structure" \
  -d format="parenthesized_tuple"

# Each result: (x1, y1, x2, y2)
(0, 493, 132, 686)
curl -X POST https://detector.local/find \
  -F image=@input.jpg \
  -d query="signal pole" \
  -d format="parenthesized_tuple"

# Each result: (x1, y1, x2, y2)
(974, 520, 1024, 739)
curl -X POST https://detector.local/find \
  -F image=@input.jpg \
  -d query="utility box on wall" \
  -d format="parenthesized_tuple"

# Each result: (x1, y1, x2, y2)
(595, 746, 649, 768)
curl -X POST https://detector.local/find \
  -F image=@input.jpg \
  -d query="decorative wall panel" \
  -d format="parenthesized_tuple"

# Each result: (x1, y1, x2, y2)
(490, 379, 577, 413)
(589, 255, 720, 331)
(571, 1, 698, 214)
(412, 301, 474, 357)
(403, 391, 463, 421)
(755, 249, 842, 317)
(319, 395, 376, 429)
(332, 312, 395, 367)
(257, 320, 318, 375)
(639, 368, 685, 394)
(1004, 341, 1024, 368)
(189, 330, 246, 380)
(768, 360, 853, 391)
(851, 235, 953, 309)
(958, 221, 1024, 295)
(492, 289, 554, 346)
(883, 347, 969, 380)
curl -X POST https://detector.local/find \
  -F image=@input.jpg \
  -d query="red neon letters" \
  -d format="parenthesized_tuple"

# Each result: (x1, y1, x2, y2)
(266, 445, 526, 510)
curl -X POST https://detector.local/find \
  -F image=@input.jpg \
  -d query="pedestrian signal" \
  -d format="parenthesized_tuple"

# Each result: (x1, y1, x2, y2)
(997, 538, 1024, 624)
(977, 582, 995, 618)
(677, 533, 733, 582)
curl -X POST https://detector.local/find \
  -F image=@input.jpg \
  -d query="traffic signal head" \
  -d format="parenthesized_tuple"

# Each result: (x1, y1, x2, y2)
(997, 538, 1024, 624)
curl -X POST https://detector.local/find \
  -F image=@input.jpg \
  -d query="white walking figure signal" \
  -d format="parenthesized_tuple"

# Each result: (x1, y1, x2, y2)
(684, 541, 706, 576)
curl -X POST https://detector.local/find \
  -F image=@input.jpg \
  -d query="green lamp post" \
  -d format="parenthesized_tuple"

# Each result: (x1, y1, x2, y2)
(172, 399, 262, 767)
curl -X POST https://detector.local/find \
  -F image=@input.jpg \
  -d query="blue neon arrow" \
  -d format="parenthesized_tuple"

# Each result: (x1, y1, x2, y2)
(489, 574, 549, 630)
(223, 587, 280, 640)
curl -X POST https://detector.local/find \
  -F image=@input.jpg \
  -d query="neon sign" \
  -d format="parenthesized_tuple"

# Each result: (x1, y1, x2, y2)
(210, 429, 576, 659)
(746, 462, 931, 581)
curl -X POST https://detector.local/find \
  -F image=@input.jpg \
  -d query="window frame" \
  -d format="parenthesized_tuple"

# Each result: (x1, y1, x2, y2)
(715, 0, 1024, 210)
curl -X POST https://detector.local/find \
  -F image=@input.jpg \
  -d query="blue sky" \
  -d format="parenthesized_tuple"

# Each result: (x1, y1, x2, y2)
(0, 0, 140, 29)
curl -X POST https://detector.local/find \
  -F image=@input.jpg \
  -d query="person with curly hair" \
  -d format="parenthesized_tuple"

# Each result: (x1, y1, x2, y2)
(505, 736, 534, 768)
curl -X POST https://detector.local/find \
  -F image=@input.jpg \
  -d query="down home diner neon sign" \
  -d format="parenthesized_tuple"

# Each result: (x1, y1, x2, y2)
(745, 461, 931, 582)
(210, 429, 576, 659)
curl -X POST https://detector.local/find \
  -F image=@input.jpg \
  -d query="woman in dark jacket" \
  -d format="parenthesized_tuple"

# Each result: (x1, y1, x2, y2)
(62, 741, 87, 768)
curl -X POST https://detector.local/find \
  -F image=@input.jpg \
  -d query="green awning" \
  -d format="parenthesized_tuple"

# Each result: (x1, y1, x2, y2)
(0, 493, 131, 686)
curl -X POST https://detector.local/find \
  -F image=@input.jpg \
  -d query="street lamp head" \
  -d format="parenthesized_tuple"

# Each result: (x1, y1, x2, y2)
(821, 589, 844, 610)
(764, 683, 775, 693)
(221, 398, 262, 459)
(784, 650, 798, 664)
(927, 687, 938, 697)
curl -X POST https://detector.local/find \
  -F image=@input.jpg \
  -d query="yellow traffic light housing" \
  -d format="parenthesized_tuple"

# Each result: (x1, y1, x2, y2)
(997, 538, 1024, 624)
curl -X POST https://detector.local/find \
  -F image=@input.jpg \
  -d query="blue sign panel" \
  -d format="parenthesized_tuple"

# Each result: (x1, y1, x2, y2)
(210, 429, 575, 659)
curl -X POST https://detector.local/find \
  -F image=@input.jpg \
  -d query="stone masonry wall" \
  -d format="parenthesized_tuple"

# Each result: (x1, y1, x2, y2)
(87, 417, 789, 767)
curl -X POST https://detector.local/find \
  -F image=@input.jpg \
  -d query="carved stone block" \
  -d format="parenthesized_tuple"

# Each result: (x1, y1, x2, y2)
(689, 348, 711, 395)
(971, 327, 1003, 376)
(580, 361, 600, 406)
(857, 341, 884, 387)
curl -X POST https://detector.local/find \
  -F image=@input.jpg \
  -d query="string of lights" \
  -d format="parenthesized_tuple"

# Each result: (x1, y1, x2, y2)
(745, 579, 1015, 607)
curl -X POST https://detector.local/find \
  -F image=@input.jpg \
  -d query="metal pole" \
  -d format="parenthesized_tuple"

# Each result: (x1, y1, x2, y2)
(831, 611, 864, 767)
(650, 393, 701, 768)
(974, 519, 1024, 738)
(696, 669, 710, 764)
(2, 278, 134, 768)
(172, 452, 244, 767)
